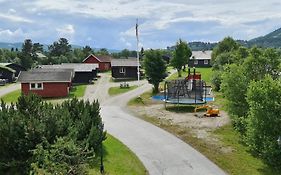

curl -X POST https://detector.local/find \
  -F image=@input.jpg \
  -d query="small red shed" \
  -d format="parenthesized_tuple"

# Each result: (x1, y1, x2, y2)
(83, 54, 112, 71)
(17, 71, 72, 98)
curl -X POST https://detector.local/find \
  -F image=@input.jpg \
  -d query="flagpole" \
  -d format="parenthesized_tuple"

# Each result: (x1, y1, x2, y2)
(136, 19, 140, 84)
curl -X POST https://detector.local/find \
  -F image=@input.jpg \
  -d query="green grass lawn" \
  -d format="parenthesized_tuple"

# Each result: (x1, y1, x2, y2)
(0, 83, 14, 89)
(0, 89, 21, 103)
(212, 125, 280, 175)
(127, 90, 154, 106)
(108, 85, 138, 96)
(167, 67, 213, 84)
(69, 84, 87, 98)
(88, 134, 147, 175)
(0, 84, 87, 104)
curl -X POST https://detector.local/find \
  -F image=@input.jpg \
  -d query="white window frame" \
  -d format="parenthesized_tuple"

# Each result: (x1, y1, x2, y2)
(194, 60, 198, 65)
(30, 82, 43, 90)
(119, 67, 126, 74)
(204, 59, 209, 65)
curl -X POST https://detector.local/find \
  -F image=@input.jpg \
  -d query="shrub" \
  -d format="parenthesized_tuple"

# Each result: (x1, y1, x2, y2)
(211, 70, 222, 91)
(246, 76, 281, 168)
(0, 94, 106, 174)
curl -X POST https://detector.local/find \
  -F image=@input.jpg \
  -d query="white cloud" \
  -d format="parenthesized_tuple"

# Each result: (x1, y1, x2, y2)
(1, 0, 281, 49)
(8, 8, 16, 13)
(56, 24, 75, 42)
(125, 42, 132, 48)
(56, 24, 75, 35)
(0, 13, 33, 23)
(0, 28, 27, 42)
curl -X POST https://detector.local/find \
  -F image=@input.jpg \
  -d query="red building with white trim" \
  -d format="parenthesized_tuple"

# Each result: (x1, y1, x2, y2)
(83, 54, 112, 71)
(17, 71, 72, 98)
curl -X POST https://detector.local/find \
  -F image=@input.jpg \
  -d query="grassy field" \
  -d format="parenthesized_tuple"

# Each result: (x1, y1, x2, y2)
(167, 67, 213, 84)
(127, 80, 281, 174)
(88, 134, 147, 175)
(108, 85, 138, 96)
(212, 125, 280, 175)
(0, 84, 87, 103)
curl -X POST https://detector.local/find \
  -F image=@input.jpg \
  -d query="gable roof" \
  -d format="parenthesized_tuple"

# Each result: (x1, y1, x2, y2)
(111, 58, 138, 67)
(83, 54, 112, 63)
(191, 51, 212, 60)
(39, 63, 99, 72)
(31, 68, 75, 78)
(97, 55, 112, 62)
(31, 68, 74, 73)
(18, 71, 72, 83)
(0, 64, 16, 73)
(0, 63, 26, 70)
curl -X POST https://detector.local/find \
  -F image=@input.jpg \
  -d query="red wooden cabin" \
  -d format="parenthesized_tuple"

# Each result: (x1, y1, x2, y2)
(83, 54, 112, 71)
(17, 71, 72, 98)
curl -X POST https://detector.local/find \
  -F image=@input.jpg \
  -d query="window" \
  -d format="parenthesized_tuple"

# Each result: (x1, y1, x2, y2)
(194, 60, 198, 65)
(30, 83, 43, 90)
(30, 83, 36, 89)
(119, 67, 125, 74)
(204, 60, 209, 65)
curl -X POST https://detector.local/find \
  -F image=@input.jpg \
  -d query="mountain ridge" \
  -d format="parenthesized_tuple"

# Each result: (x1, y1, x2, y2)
(0, 42, 120, 53)
(1, 27, 281, 51)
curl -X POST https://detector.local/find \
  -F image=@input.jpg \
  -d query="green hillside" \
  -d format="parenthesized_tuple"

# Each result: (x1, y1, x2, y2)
(248, 28, 281, 48)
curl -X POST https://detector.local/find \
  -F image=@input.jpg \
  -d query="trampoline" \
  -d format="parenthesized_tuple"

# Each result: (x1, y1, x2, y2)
(163, 67, 211, 108)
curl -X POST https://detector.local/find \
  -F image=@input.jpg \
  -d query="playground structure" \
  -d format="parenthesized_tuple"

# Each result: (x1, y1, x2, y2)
(164, 67, 211, 108)
(194, 105, 220, 117)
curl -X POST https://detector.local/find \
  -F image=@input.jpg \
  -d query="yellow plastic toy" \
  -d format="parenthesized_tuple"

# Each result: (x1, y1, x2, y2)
(194, 105, 220, 117)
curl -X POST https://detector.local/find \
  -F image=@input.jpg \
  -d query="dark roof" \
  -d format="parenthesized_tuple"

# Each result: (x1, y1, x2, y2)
(18, 71, 72, 83)
(31, 68, 74, 73)
(111, 58, 138, 67)
(83, 54, 112, 63)
(96, 55, 112, 62)
(39, 63, 98, 72)
(0, 64, 16, 72)
(0, 63, 26, 71)
(31, 68, 75, 78)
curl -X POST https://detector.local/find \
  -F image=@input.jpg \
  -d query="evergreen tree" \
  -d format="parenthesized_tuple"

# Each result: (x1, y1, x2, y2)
(19, 39, 33, 69)
(49, 38, 72, 57)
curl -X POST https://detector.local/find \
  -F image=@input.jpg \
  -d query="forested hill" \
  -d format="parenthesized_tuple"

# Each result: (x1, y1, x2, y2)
(248, 28, 281, 48)
(167, 27, 281, 50)
(0, 42, 120, 53)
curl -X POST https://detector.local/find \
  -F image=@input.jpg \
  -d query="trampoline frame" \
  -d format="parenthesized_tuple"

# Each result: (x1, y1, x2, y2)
(163, 68, 208, 109)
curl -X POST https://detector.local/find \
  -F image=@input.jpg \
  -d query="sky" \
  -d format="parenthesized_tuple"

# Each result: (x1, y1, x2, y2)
(0, 0, 281, 50)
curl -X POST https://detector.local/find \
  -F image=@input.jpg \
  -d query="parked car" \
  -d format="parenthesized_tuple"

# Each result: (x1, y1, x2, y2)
(0, 79, 7, 86)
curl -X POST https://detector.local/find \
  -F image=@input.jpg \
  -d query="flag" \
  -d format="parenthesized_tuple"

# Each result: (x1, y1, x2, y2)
(136, 19, 139, 41)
